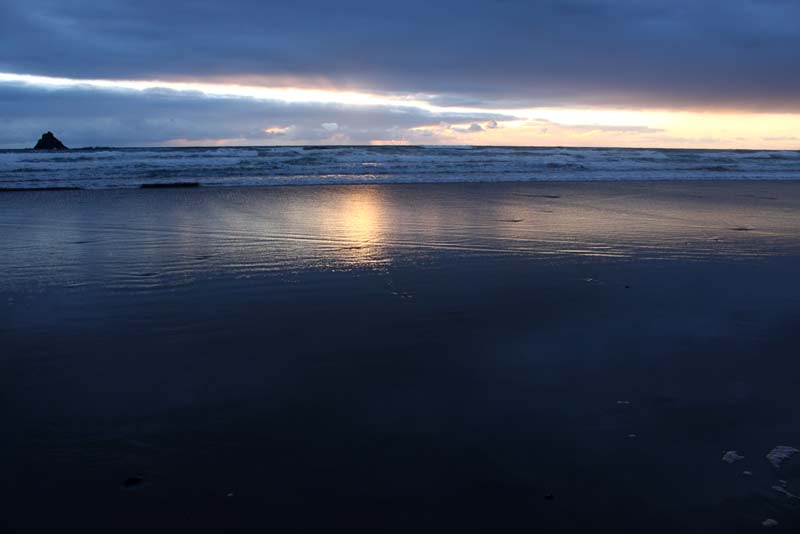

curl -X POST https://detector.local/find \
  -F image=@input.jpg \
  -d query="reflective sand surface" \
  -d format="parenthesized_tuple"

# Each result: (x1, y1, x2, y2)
(2, 182, 800, 291)
(2, 182, 799, 533)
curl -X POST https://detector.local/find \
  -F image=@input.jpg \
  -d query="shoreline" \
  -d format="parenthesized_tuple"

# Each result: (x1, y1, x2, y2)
(2, 177, 800, 193)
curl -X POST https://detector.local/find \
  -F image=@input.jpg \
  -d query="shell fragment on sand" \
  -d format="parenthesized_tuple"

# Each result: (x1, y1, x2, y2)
(722, 450, 744, 464)
(121, 476, 144, 489)
(766, 446, 799, 468)
(762, 518, 779, 527)
(771, 485, 799, 500)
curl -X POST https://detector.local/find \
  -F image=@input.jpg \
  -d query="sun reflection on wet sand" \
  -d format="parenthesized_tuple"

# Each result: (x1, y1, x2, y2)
(327, 187, 390, 267)
(2, 182, 800, 291)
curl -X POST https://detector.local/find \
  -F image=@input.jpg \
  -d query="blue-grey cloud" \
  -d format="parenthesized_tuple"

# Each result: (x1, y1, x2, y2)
(1, 0, 799, 111)
(0, 83, 510, 147)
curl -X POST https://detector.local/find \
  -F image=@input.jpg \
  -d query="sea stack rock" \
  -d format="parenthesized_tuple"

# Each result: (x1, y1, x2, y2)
(34, 132, 68, 150)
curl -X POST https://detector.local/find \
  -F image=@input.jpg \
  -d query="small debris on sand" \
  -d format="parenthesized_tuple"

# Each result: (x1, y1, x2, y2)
(226, 492, 235, 498)
(742, 470, 753, 476)
(766, 446, 799, 468)
(627, 434, 638, 439)
(762, 518, 779, 527)
(122, 476, 144, 489)
(616, 400, 631, 405)
(722, 451, 745, 464)
(771, 485, 799, 500)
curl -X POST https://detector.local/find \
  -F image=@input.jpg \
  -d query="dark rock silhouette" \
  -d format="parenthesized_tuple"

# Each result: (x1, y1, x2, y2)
(34, 132, 68, 150)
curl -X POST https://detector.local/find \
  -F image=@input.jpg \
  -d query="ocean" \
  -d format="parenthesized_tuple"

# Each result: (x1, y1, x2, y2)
(1, 145, 800, 189)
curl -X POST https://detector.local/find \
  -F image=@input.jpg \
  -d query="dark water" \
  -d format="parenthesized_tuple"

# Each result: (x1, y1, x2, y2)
(2, 182, 799, 532)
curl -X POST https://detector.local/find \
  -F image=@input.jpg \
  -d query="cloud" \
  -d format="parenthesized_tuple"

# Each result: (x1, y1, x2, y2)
(1, 1, 800, 111)
(3, 78, 799, 149)
(0, 82, 510, 147)
(263, 126, 293, 136)
(448, 122, 485, 133)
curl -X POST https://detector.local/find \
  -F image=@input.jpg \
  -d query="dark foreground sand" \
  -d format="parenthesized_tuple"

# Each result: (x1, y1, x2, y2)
(2, 182, 799, 533)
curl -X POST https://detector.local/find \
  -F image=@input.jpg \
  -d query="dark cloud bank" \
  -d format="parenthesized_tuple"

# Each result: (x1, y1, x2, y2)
(2, 0, 799, 111)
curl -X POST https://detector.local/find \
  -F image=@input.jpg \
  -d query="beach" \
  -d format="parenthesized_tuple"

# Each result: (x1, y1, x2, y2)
(2, 181, 800, 533)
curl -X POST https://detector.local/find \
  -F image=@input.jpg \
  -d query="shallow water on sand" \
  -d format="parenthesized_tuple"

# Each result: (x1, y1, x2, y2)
(1, 182, 799, 533)
(1, 181, 800, 292)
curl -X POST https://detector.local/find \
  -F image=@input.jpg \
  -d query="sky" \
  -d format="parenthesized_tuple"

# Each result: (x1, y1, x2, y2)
(1, 0, 799, 149)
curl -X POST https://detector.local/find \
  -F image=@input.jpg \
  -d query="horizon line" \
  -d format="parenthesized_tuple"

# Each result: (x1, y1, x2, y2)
(2, 142, 799, 152)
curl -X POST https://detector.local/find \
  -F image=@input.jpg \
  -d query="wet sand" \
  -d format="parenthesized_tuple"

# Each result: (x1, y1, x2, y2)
(2, 181, 800, 533)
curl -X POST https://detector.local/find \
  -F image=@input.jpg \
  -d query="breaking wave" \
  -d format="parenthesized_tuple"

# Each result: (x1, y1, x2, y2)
(1, 145, 799, 190)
